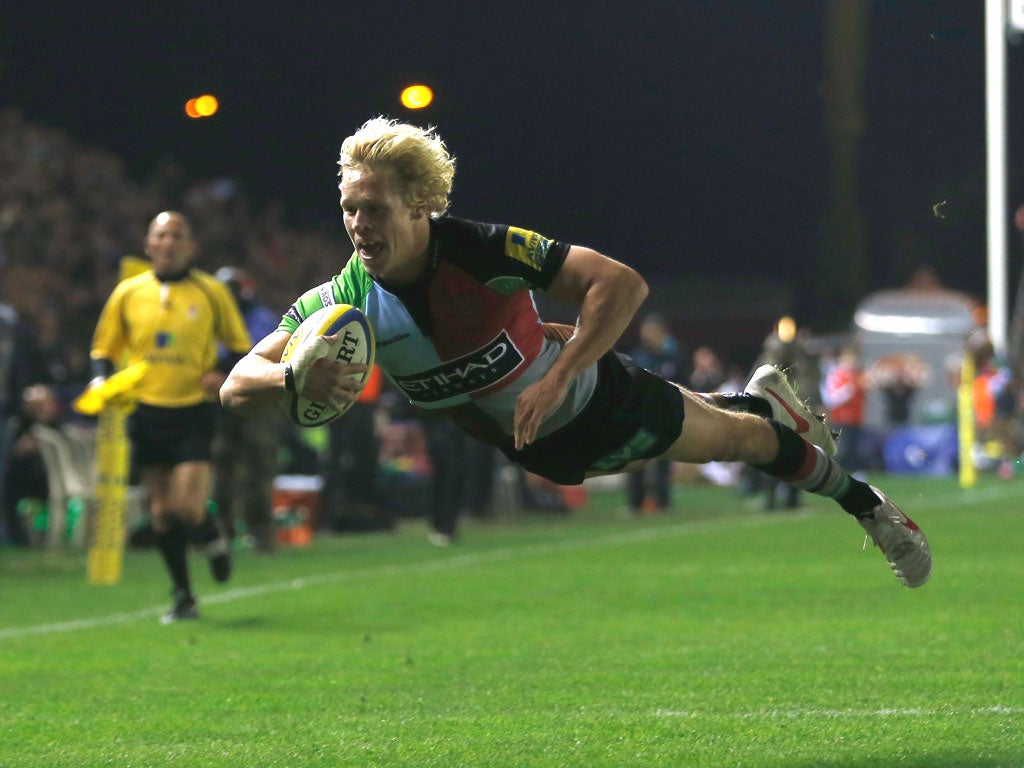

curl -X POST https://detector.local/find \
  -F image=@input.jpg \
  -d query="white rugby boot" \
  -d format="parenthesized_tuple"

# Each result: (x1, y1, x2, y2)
(857, 486, 932, 588)
(744, 364, 838, 456)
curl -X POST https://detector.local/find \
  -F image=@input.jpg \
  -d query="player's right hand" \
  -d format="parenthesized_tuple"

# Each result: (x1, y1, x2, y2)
(288, 332, 332, 392)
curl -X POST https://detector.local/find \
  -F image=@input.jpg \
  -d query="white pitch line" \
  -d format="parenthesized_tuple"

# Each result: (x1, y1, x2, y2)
(2, 480, 1013, 641)
(0, 514, 781, 640)
(655, 705, 1023, 719)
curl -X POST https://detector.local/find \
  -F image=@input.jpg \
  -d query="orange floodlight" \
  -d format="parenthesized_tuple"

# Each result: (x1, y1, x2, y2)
(400, 84, 433, 110)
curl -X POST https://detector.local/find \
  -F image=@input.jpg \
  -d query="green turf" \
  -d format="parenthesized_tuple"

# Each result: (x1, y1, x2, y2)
(1, 474, 1022, 767)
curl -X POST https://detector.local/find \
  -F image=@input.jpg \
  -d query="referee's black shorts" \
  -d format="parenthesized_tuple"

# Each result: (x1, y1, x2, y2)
(127, 402, 219, 469)
(503, 351, 686, 486)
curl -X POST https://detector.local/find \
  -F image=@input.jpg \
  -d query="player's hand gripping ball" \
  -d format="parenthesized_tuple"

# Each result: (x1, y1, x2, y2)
(279, 304, 375, 427)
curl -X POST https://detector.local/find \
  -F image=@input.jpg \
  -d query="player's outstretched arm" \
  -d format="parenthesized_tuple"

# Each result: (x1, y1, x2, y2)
(219, 330, 293, 413)
(513, 245, 648, 449)
(221, 329, 367, 414)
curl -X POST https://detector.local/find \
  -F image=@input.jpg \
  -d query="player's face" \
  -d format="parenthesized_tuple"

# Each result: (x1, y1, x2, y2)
(340, 167, 428, 284)
(145, 212, 196, 278)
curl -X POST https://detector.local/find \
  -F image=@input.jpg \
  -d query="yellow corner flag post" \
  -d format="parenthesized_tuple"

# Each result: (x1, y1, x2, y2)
(87, 402, 131, 584)
(958, 352, 977, 490)
(79, 255, 153, 584)
(73, 362, 149, 585)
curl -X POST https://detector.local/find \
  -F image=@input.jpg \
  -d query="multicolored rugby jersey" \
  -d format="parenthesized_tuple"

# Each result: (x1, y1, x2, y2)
(279, 216, 598, 449)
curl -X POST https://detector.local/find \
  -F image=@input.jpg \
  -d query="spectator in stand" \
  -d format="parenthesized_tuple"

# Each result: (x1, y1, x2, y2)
(1, 384, 61, 546)
(0, 302, 15, 543)
(212, 266, 283, 552)
(324, 364, 389, 533)
(822, 346, 867, 477)
(689, 345, 725, 393)
(422, 413, 498, 545)
(0, 298, 48, 544)
(752, 317, 825, 510)
(867, 354, 927, 428)
(696, 356, 745, 487)
(624, 314, 689, 515)
(969, 338, 1017, 476)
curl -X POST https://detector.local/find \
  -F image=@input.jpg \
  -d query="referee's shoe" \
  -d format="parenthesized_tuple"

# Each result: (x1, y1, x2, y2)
(202, 517, 233, 583)
(161, 589, 199, 624)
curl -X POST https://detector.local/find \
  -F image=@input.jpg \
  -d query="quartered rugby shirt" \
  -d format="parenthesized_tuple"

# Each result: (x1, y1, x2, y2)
(277, 216, 599, 450)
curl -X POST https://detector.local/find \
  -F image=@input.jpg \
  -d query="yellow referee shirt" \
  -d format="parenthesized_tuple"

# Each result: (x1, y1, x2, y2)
(90, 268, 253, 408)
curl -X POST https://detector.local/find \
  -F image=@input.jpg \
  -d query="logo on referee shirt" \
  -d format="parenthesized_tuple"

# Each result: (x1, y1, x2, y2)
(393, 331, 524, 403)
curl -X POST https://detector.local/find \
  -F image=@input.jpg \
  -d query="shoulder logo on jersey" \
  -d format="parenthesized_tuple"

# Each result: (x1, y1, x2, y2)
(155, 331, 174, 348)
(318, 283, 336, 307)
(392, 330, 525, 403)
(505, 227, 553, 273)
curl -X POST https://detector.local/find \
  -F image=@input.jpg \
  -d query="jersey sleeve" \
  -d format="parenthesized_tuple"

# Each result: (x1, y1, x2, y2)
(278, 253, 372, 334)
(90, 280, 129, 364)
(436, 217, 569, 292)
(499, 224, 569, 290)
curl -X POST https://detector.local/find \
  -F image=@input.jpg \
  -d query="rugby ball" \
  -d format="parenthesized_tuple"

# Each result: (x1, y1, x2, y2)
(279, 304, 375, 427)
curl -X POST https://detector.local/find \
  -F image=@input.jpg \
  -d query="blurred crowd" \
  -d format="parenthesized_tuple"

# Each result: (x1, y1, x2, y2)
(0, 107, 351, 413)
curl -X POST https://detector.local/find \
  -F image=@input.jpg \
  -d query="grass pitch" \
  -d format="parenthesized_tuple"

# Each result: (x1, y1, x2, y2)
(1, 474, 1022, 767)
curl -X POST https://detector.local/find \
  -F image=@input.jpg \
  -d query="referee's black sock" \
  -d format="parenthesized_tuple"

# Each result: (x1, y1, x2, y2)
(156, 521, 192, 598)
(187, 514, 220, 547)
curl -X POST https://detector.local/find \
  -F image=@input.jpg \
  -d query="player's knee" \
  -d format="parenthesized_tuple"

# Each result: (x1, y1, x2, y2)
(150, 510, 173, 534)
(180, 504, 208, 526)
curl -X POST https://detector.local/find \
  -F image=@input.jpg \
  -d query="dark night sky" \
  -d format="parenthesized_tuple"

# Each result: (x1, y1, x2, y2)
(0, 2, 1015, 330)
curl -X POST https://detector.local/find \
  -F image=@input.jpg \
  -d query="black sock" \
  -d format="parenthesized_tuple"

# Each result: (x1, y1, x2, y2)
(714, 392, 773, 419)
(836, 479, 881, 518)
(156, 522, 192, 597)
(188, 514, 219, 547)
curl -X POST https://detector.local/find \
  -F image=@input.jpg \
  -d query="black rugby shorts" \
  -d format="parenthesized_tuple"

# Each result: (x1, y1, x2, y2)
(504, 351, 685, 485)
(127, 402, 218, 469)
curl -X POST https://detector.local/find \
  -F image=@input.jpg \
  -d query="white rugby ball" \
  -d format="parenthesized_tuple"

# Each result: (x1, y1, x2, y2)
(279, 304, 375, 427)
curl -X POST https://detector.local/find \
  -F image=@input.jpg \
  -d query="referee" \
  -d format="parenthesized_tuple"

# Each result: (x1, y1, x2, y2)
(89, 211, 253, 623)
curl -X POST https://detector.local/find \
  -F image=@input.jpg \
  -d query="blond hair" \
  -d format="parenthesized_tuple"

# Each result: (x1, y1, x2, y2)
(338, 117, 456, 217)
